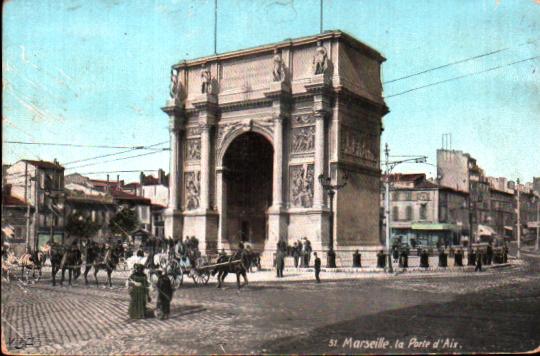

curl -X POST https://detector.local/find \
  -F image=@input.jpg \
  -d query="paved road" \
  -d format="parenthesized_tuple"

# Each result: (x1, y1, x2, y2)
(2, 255, 539, 355)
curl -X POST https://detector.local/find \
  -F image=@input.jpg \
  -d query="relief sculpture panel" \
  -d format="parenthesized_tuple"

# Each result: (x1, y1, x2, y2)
(289, 164, 314, 208)
(186, 138, 201, 161)
(340, 126, 378, 167)
(291, 126, 315, 154)
(184, 171, 200, 210)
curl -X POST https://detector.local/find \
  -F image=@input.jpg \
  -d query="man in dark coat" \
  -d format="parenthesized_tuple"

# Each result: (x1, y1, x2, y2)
(438, 248, 448, 268)
(454, 248, 463, 267)
(420, 249, 429, 268)
(376, 250, 386, 268)
(468, 249, 476, 266)
(399, 247, 409, 268)
(275, 249, 285, 278)
(475, 248, 483, 272)
(314, 252, 321, 283)
(486, 243, 493, 265)
(155, 270, 173, 320)
(292, 242, 300, 268)
(304, 238, 312, 267)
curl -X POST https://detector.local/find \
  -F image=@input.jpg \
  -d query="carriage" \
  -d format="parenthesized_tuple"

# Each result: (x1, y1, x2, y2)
(155, 253, 213, 288)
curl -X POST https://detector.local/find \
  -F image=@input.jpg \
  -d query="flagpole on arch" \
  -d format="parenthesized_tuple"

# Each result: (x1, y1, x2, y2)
(214, 0, 218, 54)
(320, 0, 323, 34)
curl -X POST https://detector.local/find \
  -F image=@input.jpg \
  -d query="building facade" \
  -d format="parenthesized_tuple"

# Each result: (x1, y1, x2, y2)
(163, 31, 388, 264)
(5, 160, 65, 250)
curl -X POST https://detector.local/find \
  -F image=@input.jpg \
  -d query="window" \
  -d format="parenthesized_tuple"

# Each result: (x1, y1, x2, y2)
(404, 192, 412, 201)
(392, 207, 399, 221)
(420, 204, 427, 220)
(406, 206, 413, 221)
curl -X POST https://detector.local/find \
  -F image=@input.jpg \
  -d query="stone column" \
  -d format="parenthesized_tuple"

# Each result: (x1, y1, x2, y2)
(161, 105, 185, 240)
(272, 115, 284, 209)
(199, 123, 211, 211)
(313, 112, 326, 209)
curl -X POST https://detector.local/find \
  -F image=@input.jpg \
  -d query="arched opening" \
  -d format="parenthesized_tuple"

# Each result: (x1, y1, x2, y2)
(222, 132, 273, 250)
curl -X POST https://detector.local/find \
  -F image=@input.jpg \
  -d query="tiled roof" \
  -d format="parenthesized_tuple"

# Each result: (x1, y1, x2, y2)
(111, 189, 151, 204)
(2, 195, 28, 207)
(389, 173, 426, 183)
(23, 160, 64, 170)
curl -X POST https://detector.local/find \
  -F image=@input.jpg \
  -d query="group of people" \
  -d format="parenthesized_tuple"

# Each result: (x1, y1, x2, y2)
(275, 238, 320, 282)
(127, 263, 173, 320)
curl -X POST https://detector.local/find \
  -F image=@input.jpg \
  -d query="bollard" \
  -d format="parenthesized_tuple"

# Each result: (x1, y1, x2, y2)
(352, 251, 361, 267)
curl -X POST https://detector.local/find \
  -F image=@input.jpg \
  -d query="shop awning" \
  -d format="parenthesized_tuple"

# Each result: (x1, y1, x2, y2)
(411, 223, 457, 231)
(504, 226, 513, 231)
(478, 224, 496, 236)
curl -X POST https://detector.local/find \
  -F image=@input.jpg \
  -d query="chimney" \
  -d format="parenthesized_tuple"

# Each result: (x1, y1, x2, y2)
(106, 174, 110, 193)
(140, 172, 145, 185)
(117, 175, 120, 188)
(158, 169, 165, 184)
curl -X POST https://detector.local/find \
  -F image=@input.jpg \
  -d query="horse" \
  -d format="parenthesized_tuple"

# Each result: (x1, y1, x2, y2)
(59, 246, 81, 286)
(92, 247, 119, 287)
(82, 243, 101, 285)
(2, 252, 19, 282)
(212, 250, 250, 289)
(44, 243, 65, 286)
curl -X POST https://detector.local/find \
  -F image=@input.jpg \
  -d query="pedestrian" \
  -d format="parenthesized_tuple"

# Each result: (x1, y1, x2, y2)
(155, 270, 173, 320)
(420, 249, 429, 268)
(438, 248, 448, 268)
(304, 238, 312, 267)
(486, 243, 493, 265)
(275, 248, 285, 278)
(392, 245, 399, 263)
(467, 248, 476, 266)
(399, 248, 408, 268)
(475, 248, 483, 272)
(127, 264, 151, 319)
(376, 250, 386, 268)
(314, 252, 321, 283)
(297, 239, 304, 267)
(454, 248, 463, 267)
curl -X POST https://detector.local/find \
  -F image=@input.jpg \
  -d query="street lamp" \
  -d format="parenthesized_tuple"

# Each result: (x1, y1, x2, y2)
(318, 172, 348, 268)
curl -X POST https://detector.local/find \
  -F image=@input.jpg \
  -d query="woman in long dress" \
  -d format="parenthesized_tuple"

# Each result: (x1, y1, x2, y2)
(128, 264, 151, 319)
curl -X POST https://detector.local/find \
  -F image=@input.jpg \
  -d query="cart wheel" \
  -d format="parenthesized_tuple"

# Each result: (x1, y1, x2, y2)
(33, 268, 42, 282)
(192, 270, 209, 285)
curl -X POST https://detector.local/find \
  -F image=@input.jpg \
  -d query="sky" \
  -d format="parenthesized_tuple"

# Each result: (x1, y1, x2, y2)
(2, 0, 540, 184)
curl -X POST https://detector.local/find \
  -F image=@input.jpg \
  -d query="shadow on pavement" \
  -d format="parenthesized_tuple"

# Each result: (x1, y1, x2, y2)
(259, 282, 540, 354)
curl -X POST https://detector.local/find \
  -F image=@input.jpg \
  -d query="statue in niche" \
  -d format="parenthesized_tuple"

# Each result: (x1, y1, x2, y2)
(312, 42, 328, 75)
(290, 165, 314, 208)
(272, 50, 285, 82)
(200, 64, 212, 94)
(169, 68, 182, 100)
(185, 172, 200, 210)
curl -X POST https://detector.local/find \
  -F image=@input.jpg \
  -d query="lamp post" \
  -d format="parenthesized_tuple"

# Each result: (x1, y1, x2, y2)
(318, 172, 348, 268)
(516, 178, 521, 259)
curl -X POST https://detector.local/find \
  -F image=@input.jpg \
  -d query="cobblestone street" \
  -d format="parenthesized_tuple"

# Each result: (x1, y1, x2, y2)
(2, 254, 539, 355)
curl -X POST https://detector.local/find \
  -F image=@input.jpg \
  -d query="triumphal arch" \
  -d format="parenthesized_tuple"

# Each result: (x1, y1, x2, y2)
(162, 31, 388, 265)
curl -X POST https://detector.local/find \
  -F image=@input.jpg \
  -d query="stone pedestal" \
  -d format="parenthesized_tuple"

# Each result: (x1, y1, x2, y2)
(163, 209, 183, 240)
(183, 211, 219, 253)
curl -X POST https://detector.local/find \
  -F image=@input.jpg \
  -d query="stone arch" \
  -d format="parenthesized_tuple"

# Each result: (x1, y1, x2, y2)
(217, 121, 274, 167)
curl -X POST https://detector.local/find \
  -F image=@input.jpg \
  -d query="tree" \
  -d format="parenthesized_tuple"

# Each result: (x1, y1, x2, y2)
(65, 212, 100, 240)
(109, 208, 139, 238)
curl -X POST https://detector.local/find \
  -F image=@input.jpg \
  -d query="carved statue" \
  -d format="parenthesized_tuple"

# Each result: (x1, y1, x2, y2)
(169, 68, 181, 100)
(201, 64, 212, 94)
(272, 52, 285, 82)
(312, 43, 328, 75)
(185, 172, 200, 210)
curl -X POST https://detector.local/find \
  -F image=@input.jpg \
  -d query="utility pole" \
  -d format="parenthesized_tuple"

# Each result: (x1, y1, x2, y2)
(533, 195, 539, 251)
(516, 178, 521, 259)
(384, 144, 392, 273)
(382, 143, 427, 273)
